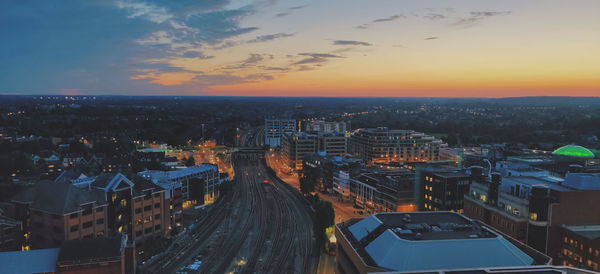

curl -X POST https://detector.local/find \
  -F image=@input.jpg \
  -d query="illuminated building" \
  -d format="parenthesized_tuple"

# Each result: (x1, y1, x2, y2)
(557, 225, 600, 271)
(282, 132, 346, 170)
(348, 127, 444, 166)
(349, 169, 416, 214)
(335, 212, 550, 274)
(463, 169, 600, 263)
(420, 167, 480, 213)
(303, 119, 350, 133)
(138, 164, 220, 205)
(264, 119, 297, 147)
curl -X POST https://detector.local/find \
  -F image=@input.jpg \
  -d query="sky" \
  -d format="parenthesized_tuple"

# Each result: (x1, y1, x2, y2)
(1, 0, 599, 97)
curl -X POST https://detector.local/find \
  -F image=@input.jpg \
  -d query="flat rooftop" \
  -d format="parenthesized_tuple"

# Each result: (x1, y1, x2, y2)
(340, 212, 539, 273)
(0, 248, 59, 274)
(563, 225, 600, 240)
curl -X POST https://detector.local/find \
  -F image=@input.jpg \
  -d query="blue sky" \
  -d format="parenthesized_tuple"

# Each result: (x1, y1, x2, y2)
(1, 0, 599, 96)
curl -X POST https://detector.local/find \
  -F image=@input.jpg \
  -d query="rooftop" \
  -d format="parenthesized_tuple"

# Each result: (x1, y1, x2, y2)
(340, 212, 540, 272)
(12, 180, 107, 215)
(552, 145, 596, 158)
(57, 237, 123, 265)
(563, 225, 600, 240)
(0, 248, 60, 274)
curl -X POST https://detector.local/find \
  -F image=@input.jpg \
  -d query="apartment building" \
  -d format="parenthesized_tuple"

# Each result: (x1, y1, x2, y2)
(348, 127, 444, 165)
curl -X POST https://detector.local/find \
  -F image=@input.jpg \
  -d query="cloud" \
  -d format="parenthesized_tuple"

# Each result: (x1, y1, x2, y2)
(332, 40, 372, 46)
(470, 11, 511, 17)
(221, 53, 272, 70)
(356, 14, 403, 29)
(248, 33, 295, 43)
(182, 51, 214, 59)
(423, 13, 446, 20)
(424, 37, 438, 40)
(452, 11, 512, 27)
(293, 53, 342, 65)
(115, 0, 173, 23)
(373, 15, 402, 23)
(276, 5, 306, 17)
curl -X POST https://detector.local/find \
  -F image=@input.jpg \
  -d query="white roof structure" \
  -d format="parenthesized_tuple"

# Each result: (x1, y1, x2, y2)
(345, 212, 537, 272)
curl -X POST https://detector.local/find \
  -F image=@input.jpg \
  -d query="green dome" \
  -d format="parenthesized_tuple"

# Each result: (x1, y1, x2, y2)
(552, 145, 595, 158)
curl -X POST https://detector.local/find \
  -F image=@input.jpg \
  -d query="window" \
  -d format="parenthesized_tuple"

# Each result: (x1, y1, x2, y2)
(136, 230, 142, 237)
(135, 207, 142, 214)
(153, 193, 160, 198)
(154, 224, 161, 231)
(70, 213, 78, 219)
(154, 203, 160, 209)
(70, 225, 79, 232)
(144, 227, 153, 234)
(97, 231, 104, 237)
(144, 205, 151, 211)
(83, 221, 93, 229)
(82, 207, 92, 216)
(96, 218, 104, 225)
(95, 207, 104, 213)
(155, 214, 161, 220)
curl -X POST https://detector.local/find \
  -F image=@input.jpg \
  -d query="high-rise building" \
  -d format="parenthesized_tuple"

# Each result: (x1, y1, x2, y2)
(264, 119, 297, 147)
(282, 132, 347, 170)
(302, 119, 350, 133)
(348, 127, 444, 165)
(335, 212, 550, 274)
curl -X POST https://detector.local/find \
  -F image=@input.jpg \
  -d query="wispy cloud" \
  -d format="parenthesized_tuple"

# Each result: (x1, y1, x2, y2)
(423, 13, 446, 20)
(424, 37, 438, 40)
(276, 5, 306, 17)
(293, 53, 342, 65)
(333, 40, 372, 46)
(452, 10, 512, 27)
(356, 14, 403, 29)
(248, 33, 295, 43)
(115, 0, 173, 23)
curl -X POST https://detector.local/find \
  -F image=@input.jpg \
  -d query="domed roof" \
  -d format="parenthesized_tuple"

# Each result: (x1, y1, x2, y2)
(552, 145, 595, 158)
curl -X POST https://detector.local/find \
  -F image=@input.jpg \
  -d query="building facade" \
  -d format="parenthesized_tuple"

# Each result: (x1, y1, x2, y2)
(348, 127, 444, 166)
(264, 119, 297, 147)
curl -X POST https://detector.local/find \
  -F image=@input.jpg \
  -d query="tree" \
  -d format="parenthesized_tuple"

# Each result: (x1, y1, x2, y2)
(185, 156, 196, 167)
(300, 176, 314, 196)
(313, 200, 335, 250)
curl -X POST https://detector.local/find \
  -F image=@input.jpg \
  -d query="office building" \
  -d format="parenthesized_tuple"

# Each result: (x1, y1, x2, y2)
(557, 225, 600, 271)
(463, 171, 600, 263)
(303, 153, 362, 193)
(335, 212, 550, 274)
(302, 119, 350, 133)
(420, 167, 481, 212)
(348, 127, 444, 166)
(349, 169, 416, 214)
(264, 119, 297, 147)
(282, 132, 347, 170)
(138, 164, 221, 206)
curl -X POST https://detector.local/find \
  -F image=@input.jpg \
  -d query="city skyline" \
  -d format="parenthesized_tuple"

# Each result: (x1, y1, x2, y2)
(1, 0, 599, 97)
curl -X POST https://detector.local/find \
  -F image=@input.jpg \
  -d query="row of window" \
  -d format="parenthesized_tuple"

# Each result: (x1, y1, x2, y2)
(70, 218, 104, 232)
